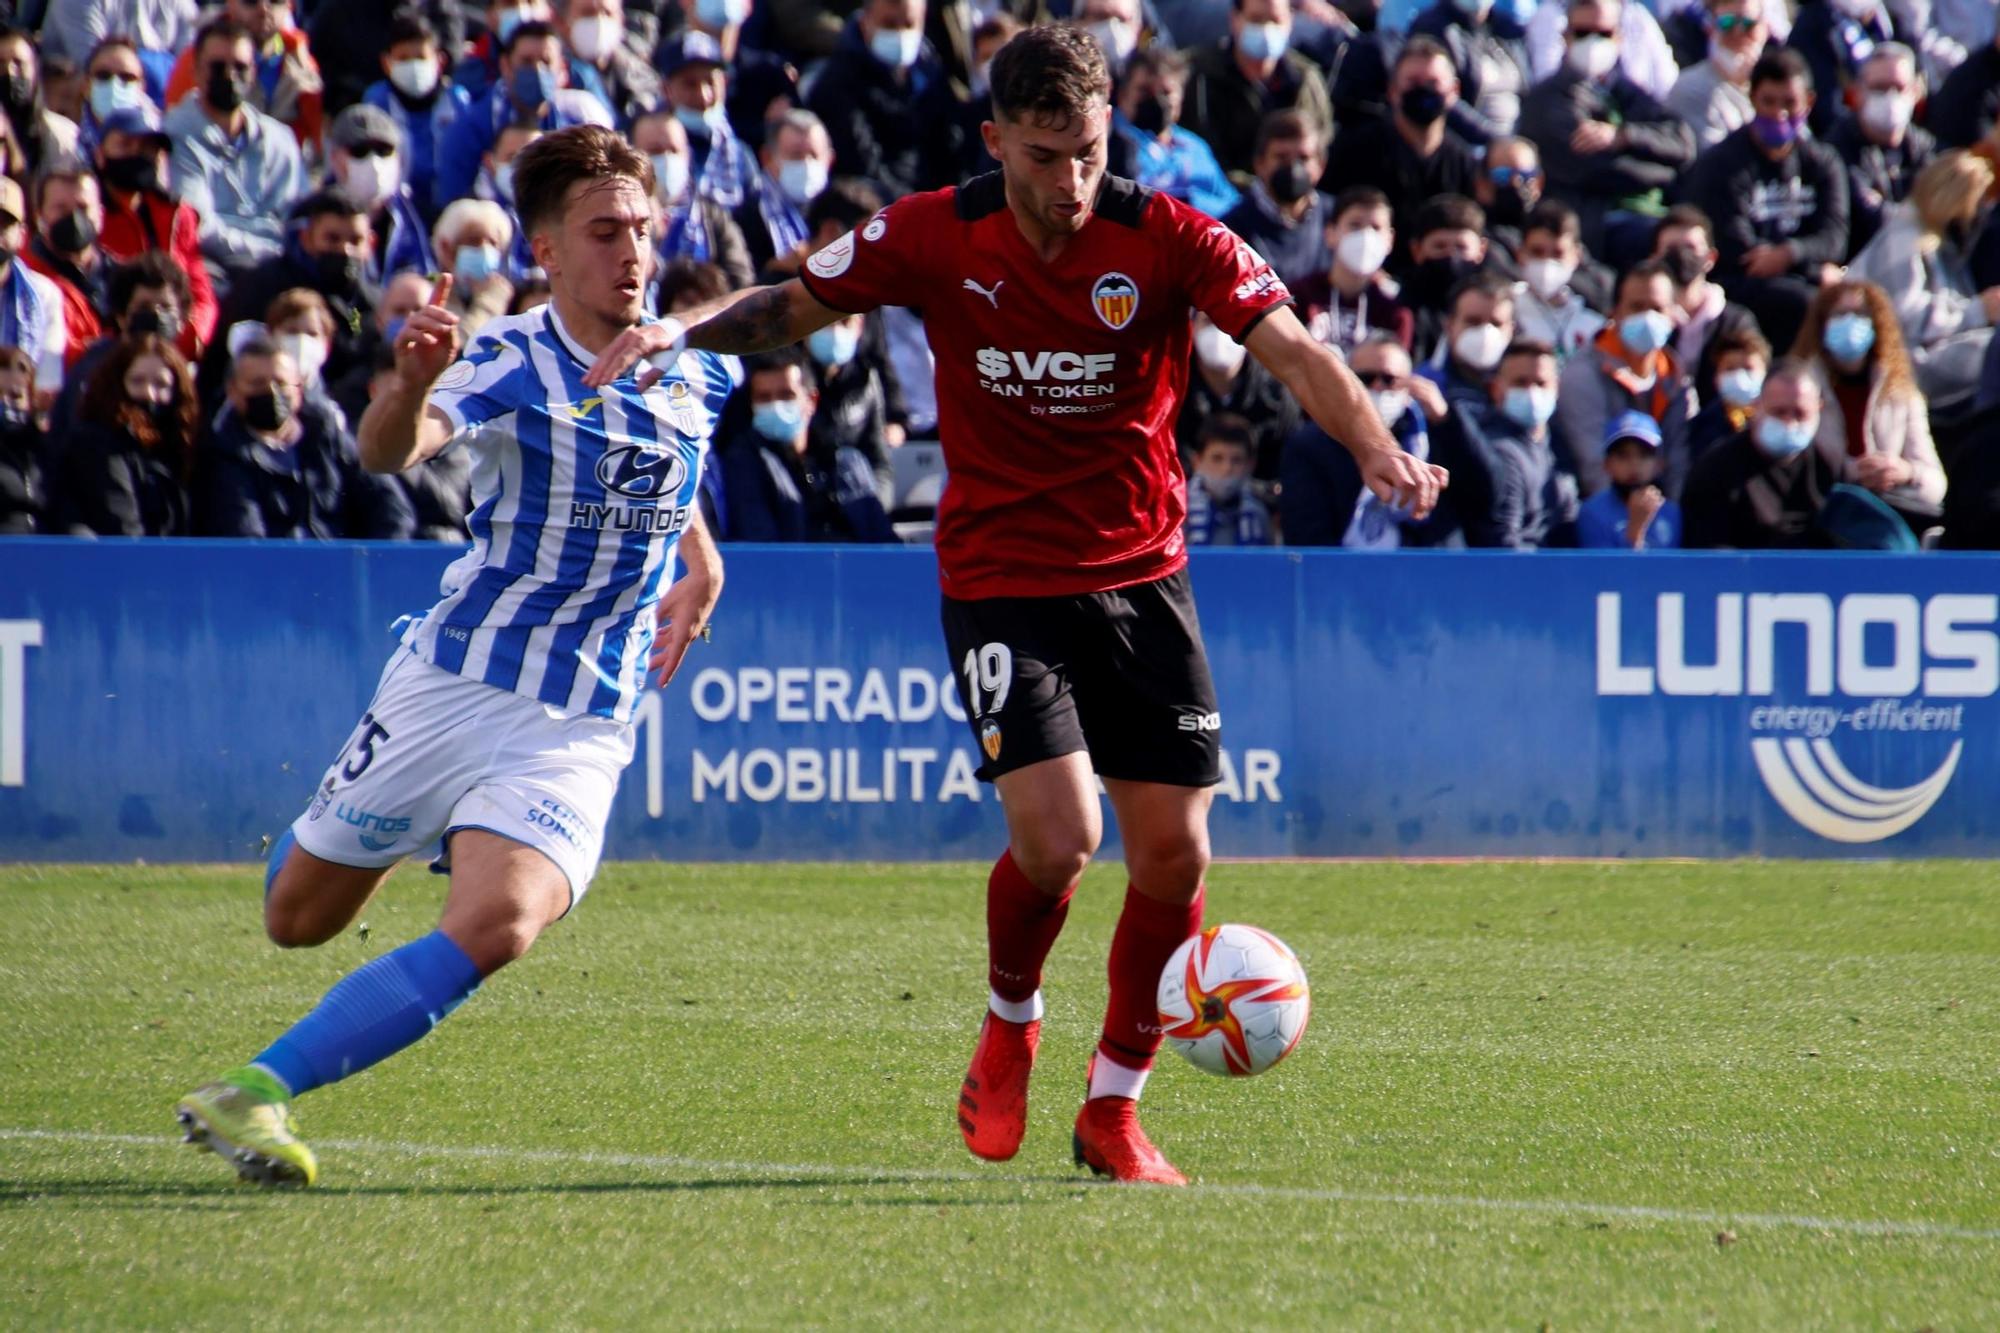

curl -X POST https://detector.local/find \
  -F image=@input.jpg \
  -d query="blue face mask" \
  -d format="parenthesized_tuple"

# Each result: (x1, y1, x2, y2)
(510, 64, 558, 111)
(752, 398, 806, 441)
(1823, 312, 1877, 363)
(1619, 310, 1674, 356)
(1502, 385, 1557, 429)
(1717, 367, 1764, 407)
(453, 242, 502, 284)
(1756, 415, 1817, 457)
(1238, 22, 1291, 61)
(869, 27, 922, 68)
(696, 0, 750, 24)
(90, 75, 143, 121)
(674, 104, 719, 137)
(808, 323, 860, 367)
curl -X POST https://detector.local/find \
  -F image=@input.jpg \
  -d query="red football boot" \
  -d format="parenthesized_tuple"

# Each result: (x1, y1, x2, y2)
(1072, 1092, 1189, 1186)
(957, 1012, 1039, 1161)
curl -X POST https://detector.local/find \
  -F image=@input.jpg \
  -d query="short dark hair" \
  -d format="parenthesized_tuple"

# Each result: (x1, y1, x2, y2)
(1619, 257, 1675, 299)
(31, 155, 92, 212)
(989, 24, 1110, 128)
(504, 18, 562, 58)
(746, 346, 811, 382)
(289, 186, 369, 225)
(1523, 199, 1580, 242)
(972, 14, 1024, 47)
(1750, 47, 1811, 94)
(1655, 203, 1714, 242)
(1709, 325, 1772, 363)
(1125, 45, 1189, 84)
(386, 7, 438, 47)
(85, 35, 140, 73)
(109, 252, 191, 320)
(1450, 271, 1516, 318)
(511, 123, 654, 239)
(1500, 337, 1556, 366)
(1395, 35, 1453, 76)
(656, 257, 730, 311)
(805, 178, 884, 235)
(1332, 186, 1391, 226)
(194, 16, 252, 59)
(1253, 108, 1314, 161)
(1413, 193, 1485, 239)
(1196, 412, 1255, 454)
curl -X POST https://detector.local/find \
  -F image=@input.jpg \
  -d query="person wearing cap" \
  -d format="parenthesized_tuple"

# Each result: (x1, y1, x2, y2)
(1556, 257, 1695, 500)
(669, 0, 800, 146)
(436, 19, 614, 206)
(560, 0, 661, 129)
(163, 0, 325, 160)
(326, 104, 435, 292)
(659, 31, 760, 210)
(22, 158, 110, 372)
(166, 17, 310, 290)
(92, 102, 218, 362)
(0, 175, 69, 410)
(1575, 409, 1683, 548)
(632, 107, 756, 289)
(806, 0, 956, 201)
(362, 9, 474, 225)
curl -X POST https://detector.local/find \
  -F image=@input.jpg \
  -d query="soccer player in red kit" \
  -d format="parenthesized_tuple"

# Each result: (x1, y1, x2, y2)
(582, 24, 1445, 1184)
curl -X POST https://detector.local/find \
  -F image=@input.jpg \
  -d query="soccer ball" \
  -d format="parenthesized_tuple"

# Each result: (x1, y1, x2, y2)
(1157, 924, 1310, 1076)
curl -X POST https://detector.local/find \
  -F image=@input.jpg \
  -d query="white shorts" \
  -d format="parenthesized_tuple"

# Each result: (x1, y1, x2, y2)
(291, 648, 636, 904)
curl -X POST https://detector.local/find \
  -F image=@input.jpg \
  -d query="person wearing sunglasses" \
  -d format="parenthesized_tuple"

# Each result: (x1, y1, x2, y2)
(1282, 333, 1451, 547)
(1665, 0, 1766, 152)
(162, 0, 325, 158)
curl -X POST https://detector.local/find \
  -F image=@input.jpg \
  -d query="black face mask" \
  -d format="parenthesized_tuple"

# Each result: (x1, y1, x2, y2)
(244, 388, 291, 433)
(101, 154, 161, 196)
(1488, 182, 1533, 229)
(1267, 160, 1314, 205)
(0, 71, 34, 115)
(1399, 86, 1448, 127)
(1609, 478, 1641, 500)
(144, 399, 179, 430)
(206, 66, 247, 112)
(1129, 93, 1171, 135)
(127, 306, 184, 342)
(311, 250, 362, 295)
(1407, 254, 1479, 309)
(1661, 245, 1706, 288)
(49, 211, 97, 254)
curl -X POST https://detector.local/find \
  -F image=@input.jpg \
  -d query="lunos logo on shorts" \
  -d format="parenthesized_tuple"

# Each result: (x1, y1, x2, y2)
(1596, 591, 1997, 843)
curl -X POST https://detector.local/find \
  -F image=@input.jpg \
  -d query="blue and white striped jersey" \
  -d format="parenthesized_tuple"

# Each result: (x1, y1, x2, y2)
(400, 304, 739, 723)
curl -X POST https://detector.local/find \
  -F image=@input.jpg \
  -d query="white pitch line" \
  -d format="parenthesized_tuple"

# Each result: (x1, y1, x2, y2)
(4, 1127, 1998, 1243)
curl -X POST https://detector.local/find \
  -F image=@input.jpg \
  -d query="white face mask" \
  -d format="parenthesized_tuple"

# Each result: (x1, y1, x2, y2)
(388, 57, 440, 99)
(276, 332, 328, 384)
(1860, 89, 1914, 137)
(1454, 322, 1509, 372)
(654, 152, 690, 201)
(1524, 257, 1575, 300)
(1369, 387, 1411, 427)
(1200, 470, 1245, 503)
(1087, 18, 1138, 62)
(1566, 34, 1619, 80)
(568, 15, 622, 63)
(342, 152, 401, 208)
(777, 157, 829, 206)
(1193, 322, 1246, 373)
(1336, 227, 1390, 277)
(494, 161, 517, 203)
(1709, 37, 1761, 81)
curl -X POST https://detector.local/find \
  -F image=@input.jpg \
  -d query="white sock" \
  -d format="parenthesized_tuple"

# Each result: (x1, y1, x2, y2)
(988, 989, 1043, 1024)
(1088, 1054, 1150, 1102)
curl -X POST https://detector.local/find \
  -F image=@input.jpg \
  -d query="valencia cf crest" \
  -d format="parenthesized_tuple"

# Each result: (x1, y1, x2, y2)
(980, 719, 1003, 762)
(1090, 272, 1140, 330)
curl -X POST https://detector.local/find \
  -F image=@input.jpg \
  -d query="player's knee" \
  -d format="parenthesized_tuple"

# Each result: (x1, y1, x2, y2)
(1126, 833, 1209, 899)
(1011, 832, 1096, 895)
(453, 912, 544, 974)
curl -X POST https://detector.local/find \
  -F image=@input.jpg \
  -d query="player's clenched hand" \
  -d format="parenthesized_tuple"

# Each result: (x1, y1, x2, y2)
(396, 273, 460, 389)
(649, 570, 714, 687)
(583, 318, 686, 390)
(1361, 447, 1448, 519)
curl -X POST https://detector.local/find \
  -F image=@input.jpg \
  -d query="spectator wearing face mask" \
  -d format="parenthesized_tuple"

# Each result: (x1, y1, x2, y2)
(437, 20, 615, 205)
(1282, 334, 1449, 547)
(726, 349, 896, 543)
(1297, 186, 1414, 356)
(736, 109, 836, 280)
(1470, 135, 1543, 256)
(331, 269, 434, 427)
(1650, 203, 1759, 404)
(1575, 409, 1682, 547)
(1219, 111, 1333, 294)
(455, 0, 556, 100)
(806, 0, 958, 201)
(363, 10, 474, 224)
(950, 14, 1022, 184)
(195, 336, 416, 539)
(1557, 260, 1695, 497)
(1453, 338, 1580, 548)
(1177, 311, 1301, 479)
(311, 0, 465, 113)
(802, 312, 901, 487)
(0, 176, 67, 410)
(1682, 356, 1839, 546)
(561, 0, 661, 128)
(1666, 0, 1768, 152)
(1789, 0, 1926, 138)
(48, 253, 193, 443)
(0, 26, 80, 180)
(660, 32, 763, 207)
(164, 0, 324, 159)
(1515, 201, 1610, 365)
(76, 39, 151, 163)
(478, 121, 542, 280)
(326, 105, 435, 293)
(1683, 50, 1850, 358)
(1524, 0, 1681, 101)
(0, 346, 43, 533)
(1338, 0, 1530, 148)
(1181, 415, 1274, 546)
(202, 188, 376, 409)
(51, 333, 196, 538)
(40, 0, 201, 97)
(1792, 278, 1947, 518)
(632, 108, 756, 290)
(93, 104, 217, 361)
(1078, 0, 1157, 81)
(1688, 324, 1771, 458)
(1322, 40, 1478, 248)
(1402, 194, 1496, 362)
(261, 287, 343, 414)
(1420, 269, 1517, 418)
(1111, 47, 1239, 220)
(166, 19, 310, 289)
(1826, 44, 1935, 255)
(430, 198, 518, 339)
(23, 160, 110, 371)
(1183, 0, 1331, 182)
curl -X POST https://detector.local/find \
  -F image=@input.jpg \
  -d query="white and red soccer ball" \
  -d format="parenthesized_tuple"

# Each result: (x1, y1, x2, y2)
(1157, 924, 1311, 1077)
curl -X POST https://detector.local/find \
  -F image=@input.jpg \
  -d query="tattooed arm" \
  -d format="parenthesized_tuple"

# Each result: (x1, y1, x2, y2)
(581, 281, 850, 388)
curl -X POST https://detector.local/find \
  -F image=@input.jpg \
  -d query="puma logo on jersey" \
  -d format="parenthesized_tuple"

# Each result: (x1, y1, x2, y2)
(963, 278, 1003, 308)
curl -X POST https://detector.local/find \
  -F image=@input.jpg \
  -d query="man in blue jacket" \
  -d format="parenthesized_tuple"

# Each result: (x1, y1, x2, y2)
(1109, 47, 1239, 219)
(724, 349, 895, 543)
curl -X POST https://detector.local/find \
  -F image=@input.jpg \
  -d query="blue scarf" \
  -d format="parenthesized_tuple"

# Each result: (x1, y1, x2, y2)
(1184, 478, 1271, 546)
(690, 120, 749, 209)
(755, 173, 809, 260)
(662, 196, 713, 266)
(0, 262, 47, 354)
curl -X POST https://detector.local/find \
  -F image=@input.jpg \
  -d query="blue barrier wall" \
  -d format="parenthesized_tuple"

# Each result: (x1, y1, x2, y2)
(1, 539, 1995, 861)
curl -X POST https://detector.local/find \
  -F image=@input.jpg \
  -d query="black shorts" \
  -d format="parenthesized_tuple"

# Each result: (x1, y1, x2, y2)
(940, 569, 1221, 788)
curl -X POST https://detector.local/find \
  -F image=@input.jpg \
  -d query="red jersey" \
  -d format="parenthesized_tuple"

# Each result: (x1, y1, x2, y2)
(797, 173, 1290, 599)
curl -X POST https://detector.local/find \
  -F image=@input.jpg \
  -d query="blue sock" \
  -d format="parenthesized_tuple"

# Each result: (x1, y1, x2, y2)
(253, 930, 484, 1098)
(264, 827, 297, 901)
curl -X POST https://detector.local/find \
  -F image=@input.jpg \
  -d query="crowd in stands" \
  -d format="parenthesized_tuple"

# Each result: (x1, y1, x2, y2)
(0, 0, 1996, 550)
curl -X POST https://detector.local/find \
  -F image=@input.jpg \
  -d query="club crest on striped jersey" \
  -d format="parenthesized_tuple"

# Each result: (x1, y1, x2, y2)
(658, 378, 705, 436)
(1090, 272, 1140, 330)
(595, 443, 689, 500)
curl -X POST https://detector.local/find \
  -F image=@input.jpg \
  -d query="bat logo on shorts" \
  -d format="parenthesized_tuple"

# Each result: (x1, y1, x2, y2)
(980, 719, 1003, 762)
(595, 444, 689, 500)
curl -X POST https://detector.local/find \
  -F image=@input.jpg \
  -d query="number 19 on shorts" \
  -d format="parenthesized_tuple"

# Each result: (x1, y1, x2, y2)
(962, 643, 1013, 717)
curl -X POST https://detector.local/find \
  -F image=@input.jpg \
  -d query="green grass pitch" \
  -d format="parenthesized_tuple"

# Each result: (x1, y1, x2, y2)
(2, 860, 1996, 1329)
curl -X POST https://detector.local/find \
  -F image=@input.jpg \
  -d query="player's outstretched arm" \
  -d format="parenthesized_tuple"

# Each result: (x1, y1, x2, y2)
(1245, 306, 1449, 520)
(583, 281, 845, 390)
(359, 274, 459, 474)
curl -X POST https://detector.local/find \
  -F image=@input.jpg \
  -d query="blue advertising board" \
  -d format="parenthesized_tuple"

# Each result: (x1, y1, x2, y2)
(0, 539, 1994, 861)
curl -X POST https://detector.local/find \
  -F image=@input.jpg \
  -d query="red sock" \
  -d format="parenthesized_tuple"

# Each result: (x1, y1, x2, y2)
(1097, 883, 1205, 1072)
(986, 849, 1077, 1006)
